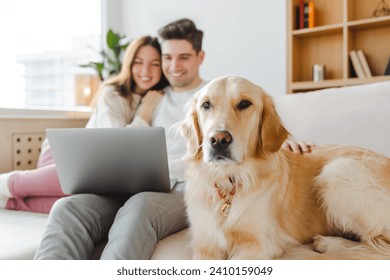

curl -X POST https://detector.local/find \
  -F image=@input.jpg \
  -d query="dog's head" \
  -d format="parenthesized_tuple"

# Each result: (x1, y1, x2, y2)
(180, 76, 289, 164)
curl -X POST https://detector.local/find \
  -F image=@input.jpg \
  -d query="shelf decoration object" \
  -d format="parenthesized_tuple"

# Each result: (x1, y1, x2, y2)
(312, 64, 325, 81)
(371, 0, 390, 17)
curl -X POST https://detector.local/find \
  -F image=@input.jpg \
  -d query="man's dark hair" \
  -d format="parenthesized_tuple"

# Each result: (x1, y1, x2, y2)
(158, 18, 203, 53)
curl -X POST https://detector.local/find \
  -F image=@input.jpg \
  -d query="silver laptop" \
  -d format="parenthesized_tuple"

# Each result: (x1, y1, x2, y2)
(46, 127, 172, 194)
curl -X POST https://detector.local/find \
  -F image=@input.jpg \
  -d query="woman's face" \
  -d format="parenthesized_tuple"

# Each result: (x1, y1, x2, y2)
(132, 45, 162, 93)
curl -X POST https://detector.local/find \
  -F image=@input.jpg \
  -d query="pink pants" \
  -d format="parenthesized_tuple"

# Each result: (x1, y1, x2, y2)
(6, 144, 67, 213)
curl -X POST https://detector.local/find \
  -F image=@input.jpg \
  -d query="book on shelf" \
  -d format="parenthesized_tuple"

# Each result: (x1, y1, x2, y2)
(349, 59, 357, 78)
(357, 50, 372, 78)
(299, 0, 304, 29)
(295, 6, 300, 29)
(308, 1, 315, 28)
(349, 50, 366, 79)
(385, 57, 390, 75)
(303, 2, 309, 28)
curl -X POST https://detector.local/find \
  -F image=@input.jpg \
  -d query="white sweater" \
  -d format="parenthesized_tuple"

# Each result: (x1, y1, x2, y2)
(86, 85, 141, 128)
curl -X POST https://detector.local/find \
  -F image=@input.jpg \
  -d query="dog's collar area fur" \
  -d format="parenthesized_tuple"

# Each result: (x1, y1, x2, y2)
(214, 177, 237, 217)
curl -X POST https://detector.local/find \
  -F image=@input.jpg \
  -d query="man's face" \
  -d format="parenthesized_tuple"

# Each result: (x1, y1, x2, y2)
(161, 39, 204, 92)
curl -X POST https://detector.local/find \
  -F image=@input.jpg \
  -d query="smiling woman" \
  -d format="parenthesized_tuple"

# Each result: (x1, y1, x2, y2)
(0, 0, 101, 108)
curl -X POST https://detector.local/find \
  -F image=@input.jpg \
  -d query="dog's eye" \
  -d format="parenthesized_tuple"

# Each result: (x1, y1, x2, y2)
(237, 99, 252, 110)
(201, 101, 211, 110)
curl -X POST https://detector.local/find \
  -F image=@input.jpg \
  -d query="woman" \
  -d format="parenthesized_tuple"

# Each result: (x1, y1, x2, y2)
(0, 36, 168, 213)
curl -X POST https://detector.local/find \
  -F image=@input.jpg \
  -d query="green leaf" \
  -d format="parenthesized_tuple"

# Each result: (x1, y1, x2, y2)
(106, 29, 121, 52)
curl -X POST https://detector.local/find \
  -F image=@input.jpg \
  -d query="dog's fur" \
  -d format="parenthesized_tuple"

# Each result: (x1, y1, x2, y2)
(180, 76, 390, 259)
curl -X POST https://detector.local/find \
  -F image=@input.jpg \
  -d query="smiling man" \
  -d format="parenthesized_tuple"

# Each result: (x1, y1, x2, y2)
(161, 40, 204, 91)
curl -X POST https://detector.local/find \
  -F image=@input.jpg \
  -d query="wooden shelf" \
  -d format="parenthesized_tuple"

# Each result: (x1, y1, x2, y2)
(348, 15, 390, 30)
(292, 23, 343, 37)
(287, 0, 390, 93)
(291, 76, 390, 91)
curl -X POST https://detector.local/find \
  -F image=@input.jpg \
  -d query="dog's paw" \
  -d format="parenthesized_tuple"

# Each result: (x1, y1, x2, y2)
(313, 234, 358, 253)
(313, 235, 348, 253)
(313, 235, 331, 253)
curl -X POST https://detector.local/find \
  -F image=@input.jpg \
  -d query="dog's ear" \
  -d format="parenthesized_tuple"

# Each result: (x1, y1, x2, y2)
(179, 98, 203, 161)
(258, 92, 289, 154)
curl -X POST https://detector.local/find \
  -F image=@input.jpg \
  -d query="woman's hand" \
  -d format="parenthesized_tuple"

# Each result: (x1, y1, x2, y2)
(135, 90, 164, 124)
(281, 139, 316, 154)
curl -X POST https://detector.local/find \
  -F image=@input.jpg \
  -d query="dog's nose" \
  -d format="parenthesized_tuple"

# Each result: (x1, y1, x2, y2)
(210, 131, 232, 149)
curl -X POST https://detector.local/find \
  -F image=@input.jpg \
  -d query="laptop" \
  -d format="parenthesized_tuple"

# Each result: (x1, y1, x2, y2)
(46, 127, 173, 194)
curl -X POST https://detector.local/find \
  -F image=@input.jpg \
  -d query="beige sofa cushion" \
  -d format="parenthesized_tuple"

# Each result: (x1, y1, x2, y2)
(275, 81, 390, 157)
(0, 209, 47, 259)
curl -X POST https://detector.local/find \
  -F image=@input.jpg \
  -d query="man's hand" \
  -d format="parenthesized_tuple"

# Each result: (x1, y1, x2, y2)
(281, 139, 316, 154)
(135, 90, 164, 124)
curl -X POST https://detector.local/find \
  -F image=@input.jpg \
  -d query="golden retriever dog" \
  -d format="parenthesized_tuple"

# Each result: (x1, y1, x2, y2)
(179, 75, 390, 259)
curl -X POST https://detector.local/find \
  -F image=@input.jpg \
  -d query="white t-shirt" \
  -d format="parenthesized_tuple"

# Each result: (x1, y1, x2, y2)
(130, 81, 207, 182)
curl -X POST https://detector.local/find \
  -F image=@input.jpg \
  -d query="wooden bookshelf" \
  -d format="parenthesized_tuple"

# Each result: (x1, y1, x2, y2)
(287, 0, 390, 93)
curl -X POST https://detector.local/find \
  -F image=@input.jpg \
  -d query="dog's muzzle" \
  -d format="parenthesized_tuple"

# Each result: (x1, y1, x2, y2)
(208, 130, 233, 161)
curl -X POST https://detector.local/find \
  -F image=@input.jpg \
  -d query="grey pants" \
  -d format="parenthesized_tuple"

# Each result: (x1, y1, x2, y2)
(34, 183, 187, 259)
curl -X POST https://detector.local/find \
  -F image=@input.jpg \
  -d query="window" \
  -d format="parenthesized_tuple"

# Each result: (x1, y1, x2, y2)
(0, 0, 101, 108)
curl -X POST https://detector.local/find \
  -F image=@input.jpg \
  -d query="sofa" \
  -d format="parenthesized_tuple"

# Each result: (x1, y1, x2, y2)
(1, 80, 389, 260)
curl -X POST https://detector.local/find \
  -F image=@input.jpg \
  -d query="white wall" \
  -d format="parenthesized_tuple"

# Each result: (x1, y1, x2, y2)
(104, 0, 287, 95)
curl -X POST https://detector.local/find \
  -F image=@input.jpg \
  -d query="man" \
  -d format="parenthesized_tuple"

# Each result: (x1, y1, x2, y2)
(34, 18, 207, 259)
